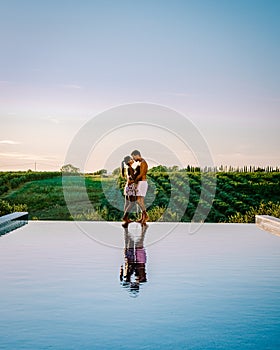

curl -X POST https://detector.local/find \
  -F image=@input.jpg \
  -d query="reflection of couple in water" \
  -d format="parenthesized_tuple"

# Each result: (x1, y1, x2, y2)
(120, 224, 148, 297)
(121, 150, 149, 227)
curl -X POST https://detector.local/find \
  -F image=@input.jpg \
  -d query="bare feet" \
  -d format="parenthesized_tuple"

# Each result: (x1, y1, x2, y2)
(138, 212, 149, 225)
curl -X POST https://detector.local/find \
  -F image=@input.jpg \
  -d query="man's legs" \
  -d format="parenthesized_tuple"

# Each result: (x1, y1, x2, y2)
(136, 196, 148, 224)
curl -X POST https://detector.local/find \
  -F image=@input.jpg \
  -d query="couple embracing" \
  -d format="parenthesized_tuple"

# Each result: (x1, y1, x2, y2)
(121, 150, 148, 227)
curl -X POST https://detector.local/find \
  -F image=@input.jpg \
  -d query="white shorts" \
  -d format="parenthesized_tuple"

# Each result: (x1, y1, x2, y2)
(136, 181, 148, 197)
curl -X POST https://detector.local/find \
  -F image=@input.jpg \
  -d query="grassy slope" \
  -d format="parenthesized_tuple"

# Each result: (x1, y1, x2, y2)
(3, 176, 121, 220)
(4, 177, 70, 220)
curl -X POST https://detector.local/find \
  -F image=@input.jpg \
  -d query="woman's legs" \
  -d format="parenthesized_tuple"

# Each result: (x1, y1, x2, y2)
(122, 198, 134, 225)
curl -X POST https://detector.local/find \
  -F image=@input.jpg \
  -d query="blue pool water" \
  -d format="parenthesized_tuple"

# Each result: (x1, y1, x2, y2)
(0, 222, 280, 350)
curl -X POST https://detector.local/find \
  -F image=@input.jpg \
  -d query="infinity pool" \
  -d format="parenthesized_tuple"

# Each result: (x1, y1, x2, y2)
(0, 222, 279, 350)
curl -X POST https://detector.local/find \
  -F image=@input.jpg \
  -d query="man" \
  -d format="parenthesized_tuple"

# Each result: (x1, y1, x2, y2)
(131, 150, 149, 225)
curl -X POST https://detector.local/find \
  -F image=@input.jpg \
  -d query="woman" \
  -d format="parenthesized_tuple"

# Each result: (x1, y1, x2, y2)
(121, 156, 138, 227)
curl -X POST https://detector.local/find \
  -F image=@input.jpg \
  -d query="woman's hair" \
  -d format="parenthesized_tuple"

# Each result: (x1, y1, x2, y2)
(121, 156, 132, 177)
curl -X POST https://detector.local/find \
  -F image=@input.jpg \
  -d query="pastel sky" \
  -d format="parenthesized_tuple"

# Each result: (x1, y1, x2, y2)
(0, 0, 279, 171)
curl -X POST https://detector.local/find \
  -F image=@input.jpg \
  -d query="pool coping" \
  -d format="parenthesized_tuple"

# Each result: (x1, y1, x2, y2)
(0, 212, 29, 236)
(255, 215, 280, 237)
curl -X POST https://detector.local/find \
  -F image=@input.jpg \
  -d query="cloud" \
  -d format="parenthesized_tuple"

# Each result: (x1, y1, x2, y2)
(249, 95, 280, 103)
(167, 92, 199, 98)
(50, 119, 60, 124)
(0, 151, 57, 161)
(262, 97, 280, 103)
(61, 84, 83, 89)
(0, 152, 31, 159)
(0, 140, 21, 145)
(0, 80, 12, 84)
(45, 116, 60, 124)
(0, 152, 62, 171)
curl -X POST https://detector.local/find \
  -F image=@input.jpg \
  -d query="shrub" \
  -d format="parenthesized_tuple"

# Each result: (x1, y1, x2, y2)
(0, 199, 28, 216)
(228, 201, 280, 223)
(147, 206, 180, 222)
